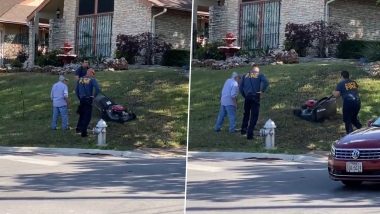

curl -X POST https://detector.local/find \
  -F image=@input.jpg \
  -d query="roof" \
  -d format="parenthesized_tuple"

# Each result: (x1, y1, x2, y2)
(149, 0, 193, 11)
(0, 0, 45, 25)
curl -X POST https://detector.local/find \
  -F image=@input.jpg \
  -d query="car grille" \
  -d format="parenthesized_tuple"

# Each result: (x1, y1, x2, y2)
(335, 149, 380, 160)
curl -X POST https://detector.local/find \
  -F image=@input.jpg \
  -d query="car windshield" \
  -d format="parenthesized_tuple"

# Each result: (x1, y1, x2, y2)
(373, 118, 380, 127)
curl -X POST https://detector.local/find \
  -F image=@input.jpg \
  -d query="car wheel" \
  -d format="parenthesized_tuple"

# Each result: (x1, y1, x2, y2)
(341, 180, 363, 187)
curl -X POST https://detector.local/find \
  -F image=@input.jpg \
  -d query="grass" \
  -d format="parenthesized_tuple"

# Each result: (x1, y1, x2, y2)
(0, 68, 188, 150)
(188, 62, 380, 154)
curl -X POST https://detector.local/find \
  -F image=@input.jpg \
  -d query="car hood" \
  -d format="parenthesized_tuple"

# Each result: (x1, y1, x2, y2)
(334, 127, 380, 149)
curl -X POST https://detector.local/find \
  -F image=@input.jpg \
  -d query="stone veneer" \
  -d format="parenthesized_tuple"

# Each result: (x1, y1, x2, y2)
(153, 8, 192, 50)
(329, 0, 380, 41)
(111, 0, 152, 56)
(49, 19, 66, 51)
(208, 0, 240, 43)
(62, 0, 77, 52)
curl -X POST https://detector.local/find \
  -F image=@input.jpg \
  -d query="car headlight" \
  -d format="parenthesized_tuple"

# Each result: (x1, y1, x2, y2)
(330, 145, 336, 157)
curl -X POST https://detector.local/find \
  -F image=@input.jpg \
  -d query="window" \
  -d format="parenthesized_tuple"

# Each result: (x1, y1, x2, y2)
(78, 0, 114, 16)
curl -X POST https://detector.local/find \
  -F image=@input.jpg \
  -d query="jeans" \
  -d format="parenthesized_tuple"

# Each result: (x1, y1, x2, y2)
(76, 97, 93, 136)
(241, 97, 260, 138)
(215, 105, 237, 133)
(343, 99, 362, 134)
(51, 106, 69, 130)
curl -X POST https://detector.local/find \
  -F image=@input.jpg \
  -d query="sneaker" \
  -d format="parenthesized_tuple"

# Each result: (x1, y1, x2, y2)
(81, 133, 88, 137)
(247, 134, 254, 140)
(215, 129, 221, 133)
(241, 130, 247, 135)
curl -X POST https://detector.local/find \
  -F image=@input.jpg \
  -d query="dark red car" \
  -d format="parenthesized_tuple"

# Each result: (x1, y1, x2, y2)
(328, 117, 380, 187)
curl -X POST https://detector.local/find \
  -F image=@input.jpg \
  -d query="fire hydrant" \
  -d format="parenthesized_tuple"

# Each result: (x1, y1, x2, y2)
(259, 119, 277, 150)
(93, 119, 107, 146)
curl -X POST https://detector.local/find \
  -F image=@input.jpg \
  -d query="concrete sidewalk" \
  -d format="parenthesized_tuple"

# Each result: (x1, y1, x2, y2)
(188, 151, 328, 163)
(0, 146, 186, 159)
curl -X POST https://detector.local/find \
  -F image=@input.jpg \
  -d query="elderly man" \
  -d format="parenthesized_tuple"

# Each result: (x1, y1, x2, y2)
(50, 75, 69, 130)
(75, 68, 100, 137)
(240, 64, 269, 140)
(214, 72, 241, 133)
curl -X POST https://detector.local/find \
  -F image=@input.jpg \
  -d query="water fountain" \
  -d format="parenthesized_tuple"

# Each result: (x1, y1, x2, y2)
(218, 33, 241, 58)
(57, 42, 77, 65)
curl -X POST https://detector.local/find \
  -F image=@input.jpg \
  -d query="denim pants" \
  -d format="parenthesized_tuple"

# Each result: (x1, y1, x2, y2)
(76, 97, 93, 135)
(51, 106, 69, 130)
(241, 97, 260, 138)
(343, 99, 362, 134)
(215, 105, 237, 133)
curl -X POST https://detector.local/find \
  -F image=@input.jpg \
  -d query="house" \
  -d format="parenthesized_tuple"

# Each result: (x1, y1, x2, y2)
(193, 0, 380, 51)
(26, 0, 192, 67)
(0, 0, 47, 67)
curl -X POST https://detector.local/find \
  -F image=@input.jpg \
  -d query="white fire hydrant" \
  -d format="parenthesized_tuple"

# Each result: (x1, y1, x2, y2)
(93, 119, 107, 146)
(259, 119, 277, 150)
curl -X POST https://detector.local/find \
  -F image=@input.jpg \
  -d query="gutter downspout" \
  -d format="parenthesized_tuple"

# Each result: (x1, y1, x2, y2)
(150, 7, 167, 64)
(324, 0, 336, 57)
(152, 7, 167, 36)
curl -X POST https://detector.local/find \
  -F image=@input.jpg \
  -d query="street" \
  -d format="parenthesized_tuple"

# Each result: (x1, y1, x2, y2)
(186, 156, 380, 214)
(0, 151, 185, 214)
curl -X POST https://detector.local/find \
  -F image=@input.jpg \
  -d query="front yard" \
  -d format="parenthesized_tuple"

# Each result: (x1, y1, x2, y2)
(0, 68, 188, 150)
(188, 62, 380, 154)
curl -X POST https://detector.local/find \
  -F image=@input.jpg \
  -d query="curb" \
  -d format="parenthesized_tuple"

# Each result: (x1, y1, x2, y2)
(0, 146, 184, 159)
(188, 151, 327, 163)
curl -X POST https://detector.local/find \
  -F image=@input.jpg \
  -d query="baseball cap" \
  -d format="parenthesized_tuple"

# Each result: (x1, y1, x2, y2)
(59, 75, 68, 81)
(231, 72, 239, 78)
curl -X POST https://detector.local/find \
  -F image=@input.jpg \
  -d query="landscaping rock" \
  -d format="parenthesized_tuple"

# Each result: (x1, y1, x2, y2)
(204, 59, 217, 67)
(192, 59, 204, 67)
(108, 57, 129, 70)
(273, 49, 299, 64)
(363, 61, 380, 77)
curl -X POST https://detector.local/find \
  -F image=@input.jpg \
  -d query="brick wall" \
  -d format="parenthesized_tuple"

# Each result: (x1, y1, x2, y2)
(153, 8, 192, 50)
(279, 0, 325, 47)
(330, 0, 380, 41)
(111, 0, 152, 56)
(63, 0, 77, 52)
(208, 0, 240, 43)
(49, 19, 65, 51)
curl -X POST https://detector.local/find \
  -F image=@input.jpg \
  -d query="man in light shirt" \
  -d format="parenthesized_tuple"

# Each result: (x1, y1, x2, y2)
(50, 75, 69, 130)
(214, 72, 241, 133)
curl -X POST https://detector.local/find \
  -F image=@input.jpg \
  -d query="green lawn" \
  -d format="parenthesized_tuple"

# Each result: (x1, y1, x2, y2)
(0, 68, 188, 150)
(189, 62, 380, 154)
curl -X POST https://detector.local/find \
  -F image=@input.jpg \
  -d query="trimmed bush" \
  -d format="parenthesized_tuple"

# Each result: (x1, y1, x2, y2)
(194, 42, 225, 60)
(337, 40, 380, 60)
(35, 49, 64, 67)
(162, 49, 190, 67)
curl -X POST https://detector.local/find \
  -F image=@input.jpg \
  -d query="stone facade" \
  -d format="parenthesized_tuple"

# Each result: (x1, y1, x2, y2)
(153, 8, 192, 50)
(62, 0, 77, 52)
(111, 0, 152, 56)
(330, 0, 380, 41)
(208, 0, 240, 43)
(49, 19, 65, 51)
(279, 0, 325, 47)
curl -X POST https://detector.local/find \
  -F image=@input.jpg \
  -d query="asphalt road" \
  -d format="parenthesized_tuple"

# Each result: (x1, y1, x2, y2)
(0, 152, 185, 214)
(186, 157, 380, 214)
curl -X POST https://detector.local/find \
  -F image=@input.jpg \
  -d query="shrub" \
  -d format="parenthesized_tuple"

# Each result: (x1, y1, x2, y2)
(162, 49, 190, 67)
(337, 40, 380, 60)
(361, 42, 380, 62)
(11, 59, 23, 68)
(116, 32, 172, 65)
(193, 42, 225, 60)
(285, 21, 348, 57)
(16, 50, 28, 63)
(35, 49, 64, 67)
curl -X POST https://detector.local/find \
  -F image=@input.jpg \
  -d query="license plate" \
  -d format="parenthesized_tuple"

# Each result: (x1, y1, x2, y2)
(346, 162, 363, 173)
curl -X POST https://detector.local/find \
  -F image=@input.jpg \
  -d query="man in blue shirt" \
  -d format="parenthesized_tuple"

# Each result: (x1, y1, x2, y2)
(240, 64, 269, 140)
(75, 59, 89, 80)
(214, 72, 241, 133)
(75, 68, 100, 137)
(333, 70, 362, 134)
(50, 75, 69, 130)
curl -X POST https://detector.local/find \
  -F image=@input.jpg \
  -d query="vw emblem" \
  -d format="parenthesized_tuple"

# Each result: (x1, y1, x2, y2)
(352, 150, 360, 159)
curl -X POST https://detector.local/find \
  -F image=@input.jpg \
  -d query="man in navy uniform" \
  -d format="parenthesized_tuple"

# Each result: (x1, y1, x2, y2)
(333, 70, 362, 134)
(75, 59, 89, 80)
(240, 64, 269, 140)
(75, 68, 100, 137)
